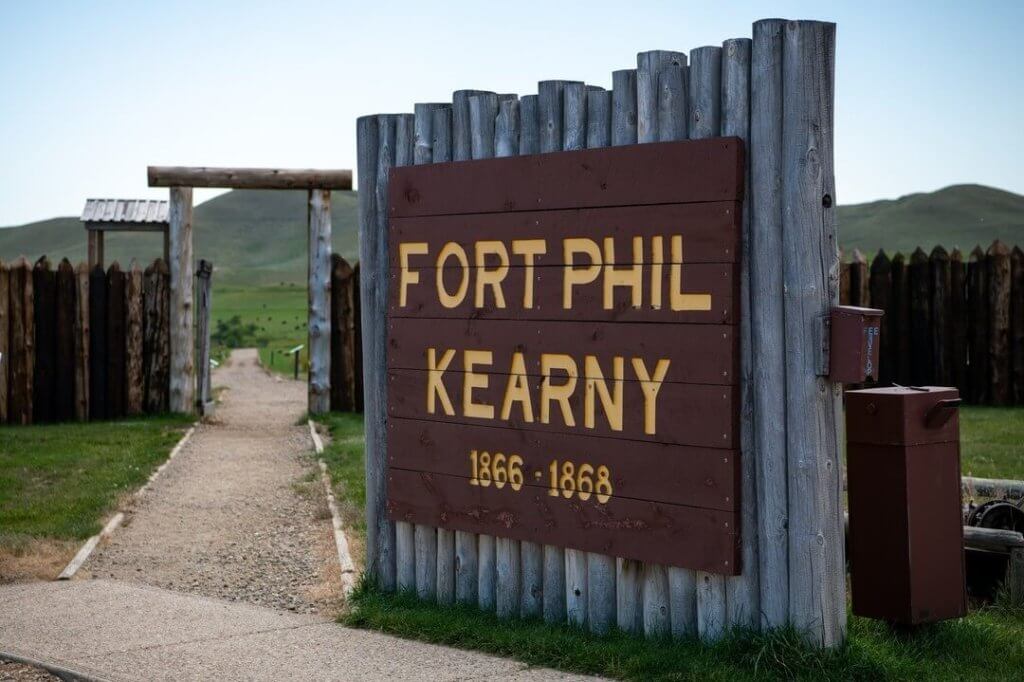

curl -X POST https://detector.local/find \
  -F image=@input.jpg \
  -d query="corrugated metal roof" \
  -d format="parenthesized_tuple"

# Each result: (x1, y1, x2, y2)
(80, 199, 169, 224)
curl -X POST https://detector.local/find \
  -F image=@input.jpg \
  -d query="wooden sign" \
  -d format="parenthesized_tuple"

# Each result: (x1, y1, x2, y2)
(386, 138, 743, 574)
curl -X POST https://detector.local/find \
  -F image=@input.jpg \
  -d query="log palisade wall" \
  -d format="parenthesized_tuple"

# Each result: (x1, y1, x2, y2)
(0, 256, 171, 424)
(841, 242, 1024, 404)
(358, 19, 845, 647)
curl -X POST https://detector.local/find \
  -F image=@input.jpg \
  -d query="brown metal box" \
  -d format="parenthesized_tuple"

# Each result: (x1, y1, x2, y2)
(830, 306, 883, 383)
(846, 386, 967, 624)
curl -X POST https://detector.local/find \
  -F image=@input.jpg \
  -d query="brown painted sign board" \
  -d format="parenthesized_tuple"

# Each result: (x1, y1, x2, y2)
(386, 138, 744, 574)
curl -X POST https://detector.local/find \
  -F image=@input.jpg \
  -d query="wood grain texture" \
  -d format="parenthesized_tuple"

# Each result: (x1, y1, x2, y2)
(8, 259, 33, 424)
(106, 262, 126, 418)
(0, 262, 8, 423)
(563, 82, 587, 152)
(308, 189, 332, 414)
(125, 261, 144, 415)
(143, 259, 170, 414)
(32, 257, 55, 423)
(168, 186, 194, 414)
(330, 255, 356, 411)
(988, 241, 1012, 405)
(967, 247, 989, 404)
(908, 248, 932, 385)
(147, 166, 352, 190)
(616, 558, 643, 633)
(950, 249, 969, 397)
(780, 20, 845, 648)
(869, 251, 893, 386)
(611, 70, 637, 146)
(637, 50, 686, 144)
(749, 17, 789, 629)
(88, 264, 107, 420)
(930, 247, 952, 387)
(74, 262, 90, 420)
(518, 95, 539, 156)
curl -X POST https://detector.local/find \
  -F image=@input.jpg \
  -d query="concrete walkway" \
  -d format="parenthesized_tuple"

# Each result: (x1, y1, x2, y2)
(0, 580, 590, 681)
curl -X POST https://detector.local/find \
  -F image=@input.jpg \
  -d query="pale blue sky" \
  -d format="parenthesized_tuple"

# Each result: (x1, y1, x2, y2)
(1, 0, 1021, 226)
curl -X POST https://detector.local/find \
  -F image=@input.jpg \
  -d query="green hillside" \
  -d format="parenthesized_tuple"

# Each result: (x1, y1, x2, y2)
(0, 190, 359, 285)
(837, 184, 1023, 257)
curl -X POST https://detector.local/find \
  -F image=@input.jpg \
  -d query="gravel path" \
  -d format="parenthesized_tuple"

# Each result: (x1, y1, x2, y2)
(83, 349, 342, 615)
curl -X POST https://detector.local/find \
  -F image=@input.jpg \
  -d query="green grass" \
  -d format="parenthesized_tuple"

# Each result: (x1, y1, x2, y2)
(960, 406, 1024, 479)
(317, 412, 366, 536)
(213, 284, 309, 376)
(0, 415, 192, 542)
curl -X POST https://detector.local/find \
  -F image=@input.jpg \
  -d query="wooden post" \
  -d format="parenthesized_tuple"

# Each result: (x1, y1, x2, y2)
(330, 254, 356, 411)
(87, 231, 104, 270)
(1012, 247, 1024, 405)
(308, 188, 332, 414)
(32, 257, 56, 423)
(988, 240, 1011, 406)
(637, 50, 685, 144)
(55, 259, 76, 421)
(869, 250, 893, 385)
(840, 260, 851, 305)
(968, 246, 989, 404)
(168, 186, 194, 414)
(950, 249, 969, 397)
(722, 36, 760, 631)
(143, 259, 170, 414)
(195, 259, 213, 413)
(8, 258, 32, 425)
(74, 262, 90, 420)
(107, 262, 127, 418)
(125, 261, 144, 416)
(909, 248, 932, 386)
(0, 261, 8, 423)
(850, 249, 868, 307)
(750, 18, 789, 630)
(89, 265, 107, 420)
(931, 246, 952, 387)
(357, 112, 395, 591)
(891, 252, 912, 386)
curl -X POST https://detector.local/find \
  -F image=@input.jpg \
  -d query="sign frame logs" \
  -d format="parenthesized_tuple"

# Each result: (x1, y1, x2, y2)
(386, 138, 744, 575)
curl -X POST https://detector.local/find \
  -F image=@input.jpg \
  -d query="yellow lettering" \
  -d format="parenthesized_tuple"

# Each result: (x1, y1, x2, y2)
(500, 352, 534, 422)
(562, 238, 601, 309)
(631, 357, 671, 435)
(398, 242, 429, 307)
(512, 239, 546, 308)
(670, 236, 712, 311)
(651, 236, 664, 309)
(584, 355, 624, 431)
(427, 348, 456, 415)
(540, 353, 577, 427)
(436, 242, 470, 308)
(463, 350, 494, 419)
(602, 236, 643, 310)
(474, 241, 510, 309)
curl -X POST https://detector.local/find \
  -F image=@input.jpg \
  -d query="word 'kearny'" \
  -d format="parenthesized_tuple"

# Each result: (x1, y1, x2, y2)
(399, 236, 712, 311)
(426, 348, 671, 436)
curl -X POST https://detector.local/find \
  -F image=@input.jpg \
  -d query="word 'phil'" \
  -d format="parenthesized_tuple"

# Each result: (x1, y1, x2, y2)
(398, 235, 711, 311)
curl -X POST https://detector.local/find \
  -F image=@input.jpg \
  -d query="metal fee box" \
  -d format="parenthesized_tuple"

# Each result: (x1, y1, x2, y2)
(829, 306, 883, 383)
(846, 386, 967, 625)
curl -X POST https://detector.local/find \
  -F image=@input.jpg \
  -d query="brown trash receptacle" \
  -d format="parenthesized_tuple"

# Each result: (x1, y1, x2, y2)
(846, 386, 967, 625)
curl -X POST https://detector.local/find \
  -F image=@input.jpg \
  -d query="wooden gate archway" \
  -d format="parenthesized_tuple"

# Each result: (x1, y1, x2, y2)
(147, 166, 353, 414)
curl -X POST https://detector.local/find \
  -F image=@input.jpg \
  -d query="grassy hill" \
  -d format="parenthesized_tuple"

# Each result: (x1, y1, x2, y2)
(0, 190, 359, 285)
(1, 183, 1020, 284)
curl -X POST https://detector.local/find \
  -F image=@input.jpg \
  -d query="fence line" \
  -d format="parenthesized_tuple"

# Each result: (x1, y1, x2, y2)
(840, 240, 1024, 404)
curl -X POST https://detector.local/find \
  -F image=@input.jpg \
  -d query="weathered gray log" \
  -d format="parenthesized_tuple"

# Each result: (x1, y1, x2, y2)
(74, 262, 90, 420)
(519, 95, 539, 155)
(988, 240, 1012, 405)
(143, 259, 170, 414)
(126, 260, 144, 415)
(194, 259, 212, 413)
(562, 82, 587, 151)
(669, 568, 697, 638)
(308, 190, 332, 414)
(0, 261, 8, 422)
(616, 558, 642, 634)
(611, 69, 637, 145)
(657, 66, 688, 142)
(586, 90, 611, 148)
(452, 90, 490, 163)
(750, 17, 790, 629)
(358, 113, 395, 591)
(963, 526, 1024, 553)
(414, 102, 448, 165)
(963, 476, 1024, 500)
(637, 50, 685, 144)
(781, 20, 844, 648)
(147, 166, 352, 190)
(168, 187, 194, 413)
(723, 35, 759, 630)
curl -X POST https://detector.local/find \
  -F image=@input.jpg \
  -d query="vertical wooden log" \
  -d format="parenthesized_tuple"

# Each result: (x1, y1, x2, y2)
(358, 112, 394, 591)
(55, 259, 76, 421)
(1012, 247, 1024, 404)
(308, 189, 332, 414)
(106, 262, 126, 418)
(32, 257, 56, 423)
(989, 241, 1012, 405)
(689, 44, 727, 641)
(750, 18, 789, 630)
(930, 246, 952, 387)
(840, 260, 851, 305)
(88, 264, 108, 420)
(950, 249, 969, 397)
(967, 246, 989, 403)
(330, 254, 356, 411)
(637, 50, 686, 144)
(869, 251, 893, 385)
(0, 261, 8, 423)
(519, 95, 539, 155)
(194, 259, 213, 412)
(891, 252, 912, 386)
(582, 84, 617, 635)
(168, 186, 194, 414)
(722, 35, 760, 631)
(611, 69, 637, 146)
(125, 261, 144, 416)
(87, 231, 104, 270)
(909, 248, 933, 386)
(352, 262, 364, 413)
(74, 263, 90, 421)
(781, 20, 844, 648)
(452, 90, 488, 163)
(393, 113, 416, 595)
(8, 258, 33, 425)
(143, 259, 170, 413)
(657, 66, 688, 143)
(850, 249, 868, 307)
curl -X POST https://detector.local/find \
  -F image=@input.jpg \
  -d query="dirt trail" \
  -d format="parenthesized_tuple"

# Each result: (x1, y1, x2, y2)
(84, 348, 341, 615)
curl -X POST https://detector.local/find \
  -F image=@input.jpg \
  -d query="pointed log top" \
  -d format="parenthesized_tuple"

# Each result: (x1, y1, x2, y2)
(970, 245, 985, 261)
(91, 263, 105, 276)
(33, 255, 51, 270)
(930, 245, 949, 259)
(152, 258, 169, 275)
(57, 258, 74, 273)
(875, 248, 888, 260)
(911, 247, 928, 262)
(331, 253, 354, 277)
(197, 259, 213, 278)
(870, 249, 891, 272)
(14, 256, 29, 268)
(891, 251, 906, 265)
(951, 247, 964, 262)
(107, 261, 122, 274)
(851, 248, 866, 263)
(129, 258, 142, 274)
(1012, 245, 1024, 258)
(987, 239, 1010, 256)
(76, 261, 90, 275)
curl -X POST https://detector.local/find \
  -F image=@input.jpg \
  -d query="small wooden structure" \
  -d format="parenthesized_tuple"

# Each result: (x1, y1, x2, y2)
(147, 166, 353, 414)
(81, 199, 171, 269)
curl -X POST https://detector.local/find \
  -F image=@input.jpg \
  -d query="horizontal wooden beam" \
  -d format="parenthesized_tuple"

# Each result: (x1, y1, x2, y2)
(83, 222, 167, 233)
(148, 166, 353, 190)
